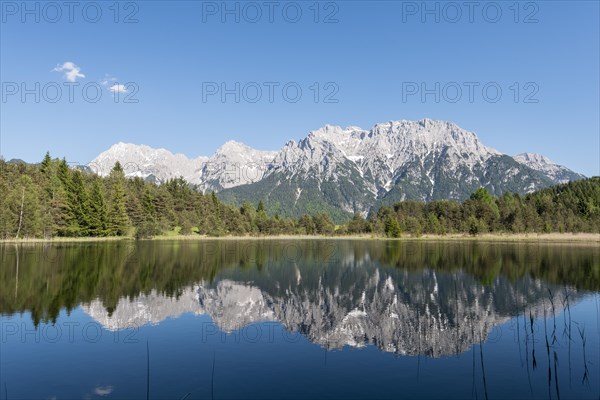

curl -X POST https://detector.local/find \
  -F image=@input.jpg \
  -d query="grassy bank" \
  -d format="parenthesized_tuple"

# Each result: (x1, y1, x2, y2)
(1, 232, 598, 244)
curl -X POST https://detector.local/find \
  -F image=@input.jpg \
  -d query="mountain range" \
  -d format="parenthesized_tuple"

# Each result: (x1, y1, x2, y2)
(84, 264, 575, 358)
(91, 118, 585, 218)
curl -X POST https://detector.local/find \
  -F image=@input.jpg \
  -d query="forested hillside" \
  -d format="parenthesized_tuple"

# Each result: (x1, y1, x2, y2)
(0, 154, 309, 239)
(0, 154, 598, 239)
(365, 179, 600, 237)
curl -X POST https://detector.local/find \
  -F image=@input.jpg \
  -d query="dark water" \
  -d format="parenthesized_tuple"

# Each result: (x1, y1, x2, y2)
(0, 240, 599, 399)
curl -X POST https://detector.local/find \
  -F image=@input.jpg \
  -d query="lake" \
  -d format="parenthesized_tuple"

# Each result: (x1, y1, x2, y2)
(0, 240, 599, 399)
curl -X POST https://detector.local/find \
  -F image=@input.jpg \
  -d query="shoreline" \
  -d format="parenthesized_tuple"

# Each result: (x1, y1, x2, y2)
(1, 232, 598, 244)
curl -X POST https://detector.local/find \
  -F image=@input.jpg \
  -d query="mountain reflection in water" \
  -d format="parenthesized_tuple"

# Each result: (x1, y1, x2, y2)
(2, 240, 595, 357)
(1, 240, 599, 399)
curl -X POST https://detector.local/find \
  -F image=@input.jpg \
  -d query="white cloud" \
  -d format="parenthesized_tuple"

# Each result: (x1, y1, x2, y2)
(101, 75, 130, 94)
(94, 386, 113, 396)
(109, 84, 128, 93)
(52, 61, 85, 82)
(100, 74, 117, 86)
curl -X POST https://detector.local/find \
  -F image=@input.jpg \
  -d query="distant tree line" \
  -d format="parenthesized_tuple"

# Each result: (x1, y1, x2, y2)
(363, 181, 600, 237)
(0, 154, 598, 239)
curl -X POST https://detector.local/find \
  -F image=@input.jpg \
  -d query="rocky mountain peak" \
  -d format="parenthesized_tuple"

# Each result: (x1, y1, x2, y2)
(90, 119, 584, 216)
(216, 140, 253, 154)
(515, 152, 553, 165)
(513, 152, 585, 184)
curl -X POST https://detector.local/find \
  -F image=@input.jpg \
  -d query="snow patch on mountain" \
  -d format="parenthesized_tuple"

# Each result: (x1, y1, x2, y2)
(513, 153, 585, 183)
(92, 142, 207, 184)
(199, 141, 277, 191)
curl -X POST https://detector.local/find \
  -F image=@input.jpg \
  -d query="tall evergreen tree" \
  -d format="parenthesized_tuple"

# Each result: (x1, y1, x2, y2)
(88, 179, 108, 236)
(142, 188, 157, 221)
(65, 170, 92, 236)
(40, 151, 52, 174)
(17, 175, 43, 237)
(384, 216, 401, 238)
(107, 162, 129, 236)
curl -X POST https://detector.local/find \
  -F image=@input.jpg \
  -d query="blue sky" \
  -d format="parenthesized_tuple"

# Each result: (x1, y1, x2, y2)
(1, 0, 598, 176)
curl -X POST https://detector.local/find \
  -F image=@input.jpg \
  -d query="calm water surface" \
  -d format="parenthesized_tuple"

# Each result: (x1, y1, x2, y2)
(0, 240, 599, 399)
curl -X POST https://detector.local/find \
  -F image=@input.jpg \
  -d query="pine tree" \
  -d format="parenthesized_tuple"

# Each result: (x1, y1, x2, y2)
(60, 169, 80, 236)
(298, 214, 315, 234)
(211, 191, 220, 210)
(40, 151, 52, 174)
(132, 187, 161, 238)
(470, 187, 494, 204)
(255, 208, 269, 234)
(107, 162, 130, 236)
(313, 213, 334, 235)
(88, 179, 108, 236)
(468, 216, 480, 236)
(142, 188, 157, 221)
(57, 158, 69, 185)
(426, 212, 441, 234)
(0, 164, 16, 238)
(384, 216, 401, 238)
(40, 157, 70, 237)
(14, 175, 43, 238)
(348, 212, 368, 234)
(65, 170, 92, 236)
(126, 193, 144, 228)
